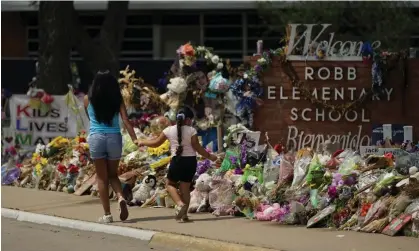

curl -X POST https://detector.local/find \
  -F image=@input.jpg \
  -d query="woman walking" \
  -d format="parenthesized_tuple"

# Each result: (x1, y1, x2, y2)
(137, 106, 218, 222)
(84, 71, 137, 223)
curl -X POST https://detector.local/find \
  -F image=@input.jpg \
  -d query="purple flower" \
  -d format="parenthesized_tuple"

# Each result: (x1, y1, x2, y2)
(234, 168, 244, 175)
(328, 185, 338, 199)
(196, 159, 211, 175)
(254, 65, 262, 72)
(230, 156, 238, 165)
(240, 140, 247, 167)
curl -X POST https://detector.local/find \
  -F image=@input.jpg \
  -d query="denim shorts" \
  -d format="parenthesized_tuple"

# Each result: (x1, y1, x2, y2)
(88, 133, 122, 160)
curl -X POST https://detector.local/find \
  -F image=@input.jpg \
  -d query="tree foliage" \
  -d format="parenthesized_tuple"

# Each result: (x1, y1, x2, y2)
(257, 1, 418, 50)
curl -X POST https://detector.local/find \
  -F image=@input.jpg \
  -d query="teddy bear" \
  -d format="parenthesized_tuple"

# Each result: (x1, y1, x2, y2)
(129, 175, 157, 206)
(188, 173, 212, 213)
(160, 77, 187, 112)
(209, 177, 235, 216)
(255, 203, 281, 221)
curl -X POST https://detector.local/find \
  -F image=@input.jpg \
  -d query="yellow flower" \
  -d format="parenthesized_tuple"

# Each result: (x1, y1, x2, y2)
(40, 157, 48, 166)
(35, 163, 42, 176)
(32, 153, 40, 159)
(150, 156, 171, 169)
(147, 140, 170, 156)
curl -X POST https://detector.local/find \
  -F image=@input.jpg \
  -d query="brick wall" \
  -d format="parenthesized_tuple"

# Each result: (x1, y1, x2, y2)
(1, 13, 28, 58)
(252, 57, 419, 149)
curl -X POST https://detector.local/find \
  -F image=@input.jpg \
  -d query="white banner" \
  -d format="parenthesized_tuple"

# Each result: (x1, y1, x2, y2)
(8, 93, 89, 149)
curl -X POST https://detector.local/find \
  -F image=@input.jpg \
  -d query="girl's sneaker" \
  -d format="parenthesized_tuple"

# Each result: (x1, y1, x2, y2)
(98, 215, 113, 224)
(180, 215, 192, 223)
(174, 204, 188, 220)
(118, 197, 129, 221)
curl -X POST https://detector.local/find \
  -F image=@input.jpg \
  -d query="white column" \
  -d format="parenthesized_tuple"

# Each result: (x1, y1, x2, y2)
(382, 124, 392, 140)
(404, 126, 413, 142)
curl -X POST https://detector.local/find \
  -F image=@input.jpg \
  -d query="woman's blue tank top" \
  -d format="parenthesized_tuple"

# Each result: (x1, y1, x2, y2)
(87, 103, 120, 135)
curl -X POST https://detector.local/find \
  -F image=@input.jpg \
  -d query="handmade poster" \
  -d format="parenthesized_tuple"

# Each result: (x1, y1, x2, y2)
(8, 93, 89, 149)
(307, 204, 336, 228)
(382, 214, 412, 236)
(236, 131, 261, 149)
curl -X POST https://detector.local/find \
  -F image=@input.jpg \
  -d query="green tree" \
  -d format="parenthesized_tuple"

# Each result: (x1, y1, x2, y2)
(257, 1, 418, 51)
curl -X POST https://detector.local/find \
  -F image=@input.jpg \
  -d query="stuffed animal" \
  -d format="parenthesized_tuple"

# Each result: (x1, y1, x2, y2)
(209, 176, 235, 216)
(189, 173, 212, 213)
(256, 203, 281, 221)
(129, 175, 157, 206)
(160, 77, 187, 112)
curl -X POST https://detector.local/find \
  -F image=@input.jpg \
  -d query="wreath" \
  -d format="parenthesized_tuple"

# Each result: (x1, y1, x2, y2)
(228, 39, 406, 113)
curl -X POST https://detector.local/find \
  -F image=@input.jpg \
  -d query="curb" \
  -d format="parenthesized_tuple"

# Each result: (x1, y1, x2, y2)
(1, 208, 156, 241)
(2, 208, 278, 251)
(149, 232, 279, 251)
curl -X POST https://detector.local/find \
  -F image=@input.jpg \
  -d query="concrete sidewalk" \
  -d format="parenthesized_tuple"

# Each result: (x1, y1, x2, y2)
(2, 186, 419, 251)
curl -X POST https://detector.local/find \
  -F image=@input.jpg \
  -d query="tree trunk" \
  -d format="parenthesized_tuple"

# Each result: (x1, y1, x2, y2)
(70, 1, 128, 76)
(38, 1, 72, 95)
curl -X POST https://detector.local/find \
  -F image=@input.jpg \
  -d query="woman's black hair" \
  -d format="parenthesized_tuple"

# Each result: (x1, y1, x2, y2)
(175, 106, 195, 157)
(88, 71, 122, 125)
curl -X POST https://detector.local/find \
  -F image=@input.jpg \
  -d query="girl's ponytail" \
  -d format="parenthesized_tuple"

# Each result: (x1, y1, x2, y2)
(175, 113, 185, 156)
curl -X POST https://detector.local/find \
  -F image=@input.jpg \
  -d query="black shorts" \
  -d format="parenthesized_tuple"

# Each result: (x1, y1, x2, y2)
(167, 156, 197, 183)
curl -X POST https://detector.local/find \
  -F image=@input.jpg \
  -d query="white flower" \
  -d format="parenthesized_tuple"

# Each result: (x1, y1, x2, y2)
(257, 58, 267, 64)
(167, 77, 187, 94)
(35, 144, 45, 154)
(217, 62, 224, 70)
(179, 59, 185, 68)
(223, 143, 227, 148)
(223, 136, 228, 141)
(205, 53, 213, 60)
(211, 55, 220, 64)
(196, 46, 206, 52)
(243, 73, 248, 79)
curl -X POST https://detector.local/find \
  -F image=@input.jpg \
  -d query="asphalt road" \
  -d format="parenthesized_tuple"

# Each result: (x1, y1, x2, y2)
(1, 217, 177, 251)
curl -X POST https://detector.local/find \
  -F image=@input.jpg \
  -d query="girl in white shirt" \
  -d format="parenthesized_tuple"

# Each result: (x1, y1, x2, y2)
(137, 107, 218, 221)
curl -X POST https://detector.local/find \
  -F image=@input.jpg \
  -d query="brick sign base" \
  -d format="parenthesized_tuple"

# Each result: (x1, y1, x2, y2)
(251, 57, 419, 150)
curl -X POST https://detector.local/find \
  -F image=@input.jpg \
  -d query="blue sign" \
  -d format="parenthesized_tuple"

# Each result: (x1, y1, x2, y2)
(372, 124, 405, 144)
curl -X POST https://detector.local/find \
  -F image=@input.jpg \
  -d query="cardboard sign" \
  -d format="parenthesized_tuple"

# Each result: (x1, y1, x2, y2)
(8, 94, 89, 150)
(73, 174, 96, 196)
(359, 146, 379, 157)
(307, 204, 336, 228)
(382, 214, 412, 236)
(377, 148, 405, 157)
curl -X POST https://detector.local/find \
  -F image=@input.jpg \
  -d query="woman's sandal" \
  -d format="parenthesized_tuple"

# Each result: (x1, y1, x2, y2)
(118, 197, 129, 221)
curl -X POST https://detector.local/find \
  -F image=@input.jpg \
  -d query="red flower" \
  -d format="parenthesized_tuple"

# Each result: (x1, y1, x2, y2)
(16, 163, 23, 168)
(68, 164, 79, 174)
(57, 164, 67, 174)
(41, 94, 54, 104)
(78, 137, 86, 143)
(360, 203, 372, 217)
